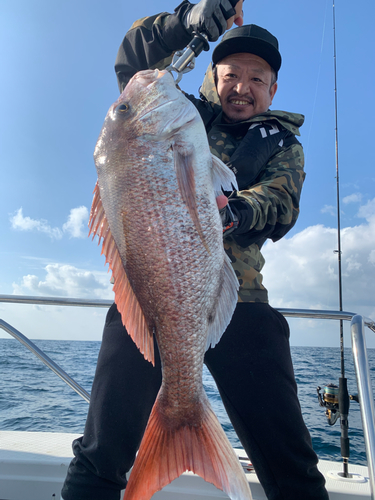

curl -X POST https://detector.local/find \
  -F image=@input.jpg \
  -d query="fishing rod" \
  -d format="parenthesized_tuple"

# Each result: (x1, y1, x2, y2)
(316, 0, 356, 479)
(332, 0, 351, 479)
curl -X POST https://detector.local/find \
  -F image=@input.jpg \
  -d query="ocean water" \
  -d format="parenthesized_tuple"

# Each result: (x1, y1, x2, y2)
(1, 338, 374, 467)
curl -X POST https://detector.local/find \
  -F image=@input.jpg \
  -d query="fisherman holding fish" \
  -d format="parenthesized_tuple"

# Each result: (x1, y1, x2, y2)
(62, 1, 329, 499)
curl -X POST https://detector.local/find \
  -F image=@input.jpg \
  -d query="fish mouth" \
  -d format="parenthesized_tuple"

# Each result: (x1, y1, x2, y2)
(133, 68, 169, 87)
(136, 70, 180, 121)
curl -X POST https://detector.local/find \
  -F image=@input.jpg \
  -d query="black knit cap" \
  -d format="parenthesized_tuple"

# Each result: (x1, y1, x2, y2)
(212, 24, 282, 73)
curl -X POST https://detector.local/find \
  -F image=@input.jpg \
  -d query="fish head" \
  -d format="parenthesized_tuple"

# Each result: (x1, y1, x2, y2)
(117, 69, 198, 137)
(94, 69, 198, 169)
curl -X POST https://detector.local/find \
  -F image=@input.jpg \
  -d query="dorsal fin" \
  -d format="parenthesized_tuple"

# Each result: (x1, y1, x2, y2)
(89, 182, 155, 365)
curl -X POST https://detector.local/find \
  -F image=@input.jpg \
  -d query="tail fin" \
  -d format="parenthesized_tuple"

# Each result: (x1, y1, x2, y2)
(123, 396, 252, 500)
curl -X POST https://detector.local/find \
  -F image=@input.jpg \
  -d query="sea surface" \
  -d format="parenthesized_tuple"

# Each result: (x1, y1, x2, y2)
(1, 338, 374, 467)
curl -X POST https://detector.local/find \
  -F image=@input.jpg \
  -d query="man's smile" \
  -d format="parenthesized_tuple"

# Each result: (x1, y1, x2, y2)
(229, 99, 253, 106)
(227, 94, 254, 107)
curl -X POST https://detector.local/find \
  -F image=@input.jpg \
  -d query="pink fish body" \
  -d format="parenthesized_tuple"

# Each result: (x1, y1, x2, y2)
(89, 69, 252, 500)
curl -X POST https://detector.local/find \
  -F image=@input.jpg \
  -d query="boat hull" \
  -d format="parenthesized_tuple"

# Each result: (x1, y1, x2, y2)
(0, 431, 371, 500)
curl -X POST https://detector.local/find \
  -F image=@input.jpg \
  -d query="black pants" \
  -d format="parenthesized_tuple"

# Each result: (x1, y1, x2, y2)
(61, 302, 329, 500)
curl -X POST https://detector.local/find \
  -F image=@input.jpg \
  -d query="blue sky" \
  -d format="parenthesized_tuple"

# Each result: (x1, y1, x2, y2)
(1, 0, 375, 347)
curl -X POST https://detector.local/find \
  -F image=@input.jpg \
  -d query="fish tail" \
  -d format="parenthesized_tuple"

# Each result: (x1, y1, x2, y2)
(123, 398, 252, 500)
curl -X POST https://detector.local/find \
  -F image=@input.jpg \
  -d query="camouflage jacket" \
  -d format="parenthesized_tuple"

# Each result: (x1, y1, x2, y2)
(115, 8, 305, 303)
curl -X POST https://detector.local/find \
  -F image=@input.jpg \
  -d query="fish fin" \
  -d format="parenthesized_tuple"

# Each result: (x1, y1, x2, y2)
(204, 154, 238, 350)
(173, 142, 210, 254)
(123, 396, 252, 500)
(205, 254, 239, 351)
(211, 154, 238, 192)
(89, 182, 155, 365)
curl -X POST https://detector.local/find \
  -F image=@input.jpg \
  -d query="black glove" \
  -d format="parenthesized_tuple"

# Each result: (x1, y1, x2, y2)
(219, 201, 239, 237)
(182, 0, 238, 41)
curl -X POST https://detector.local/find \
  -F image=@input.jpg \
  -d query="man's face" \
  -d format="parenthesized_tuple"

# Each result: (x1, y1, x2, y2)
(216, 53, 278, 123)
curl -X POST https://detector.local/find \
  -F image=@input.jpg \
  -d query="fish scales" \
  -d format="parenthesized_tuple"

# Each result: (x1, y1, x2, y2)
(89, 69, 252, 500)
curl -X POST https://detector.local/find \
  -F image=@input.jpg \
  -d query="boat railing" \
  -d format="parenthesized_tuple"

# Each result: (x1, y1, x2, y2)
(1, 294, 374, 496)
(0, 295, 114, 404)
(0, 317, 91, 403)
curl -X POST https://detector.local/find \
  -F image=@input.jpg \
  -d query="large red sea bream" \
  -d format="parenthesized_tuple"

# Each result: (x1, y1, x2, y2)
(89, 68, 252, 500)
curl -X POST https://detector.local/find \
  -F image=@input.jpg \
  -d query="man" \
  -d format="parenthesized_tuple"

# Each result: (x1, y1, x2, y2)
(61, 1, 329, 499)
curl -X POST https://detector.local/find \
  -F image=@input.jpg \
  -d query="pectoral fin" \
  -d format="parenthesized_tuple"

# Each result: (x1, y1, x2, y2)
(173, 142, 210, 253)
(211, 154, 238, 192)
(205, 253, 239, 350)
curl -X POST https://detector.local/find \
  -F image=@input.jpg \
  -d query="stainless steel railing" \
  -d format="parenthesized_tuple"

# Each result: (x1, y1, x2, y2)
(0, 294, 113, 308)
(351, 315, 375, 495)
(1, 294, 374, 497)
(1, 293, 374, 329)
(0, 317, 91, 403)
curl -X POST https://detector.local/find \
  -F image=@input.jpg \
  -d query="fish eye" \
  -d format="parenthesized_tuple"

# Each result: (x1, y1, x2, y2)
(116, 103, 130, 113)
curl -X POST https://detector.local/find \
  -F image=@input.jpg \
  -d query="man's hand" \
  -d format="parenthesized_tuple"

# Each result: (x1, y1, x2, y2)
(227, 0, 243, 29)
(183, 0, 244, 41)
(216, 195, 240, 236)
(216, 194, 229, 210)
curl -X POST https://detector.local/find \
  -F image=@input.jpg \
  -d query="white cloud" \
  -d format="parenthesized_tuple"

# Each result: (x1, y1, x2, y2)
(4, 261, 114, 341)
(343, 193, 362, 205)
(10, 206, 89, 240)
(12, 263, 113, 300)
(10, 208, 63, 240)
(262, 198, 375, 346)
(357, 199, 375, 220)
(320, 204, 336, 216)
(263, 219, 375, 311)
(62, 206, 89, 238)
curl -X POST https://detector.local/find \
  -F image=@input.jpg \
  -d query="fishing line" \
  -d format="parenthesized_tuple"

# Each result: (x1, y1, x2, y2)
(304, 0, 329, 161)
(332, 0, 344, 365)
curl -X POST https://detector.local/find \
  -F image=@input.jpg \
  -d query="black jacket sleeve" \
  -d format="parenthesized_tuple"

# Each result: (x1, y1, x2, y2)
(114, 2, 193, 92)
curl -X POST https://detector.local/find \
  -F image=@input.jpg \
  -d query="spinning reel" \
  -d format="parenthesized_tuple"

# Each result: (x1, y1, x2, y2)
(317, 383, 359, 426)
(317, 379, 360, 478)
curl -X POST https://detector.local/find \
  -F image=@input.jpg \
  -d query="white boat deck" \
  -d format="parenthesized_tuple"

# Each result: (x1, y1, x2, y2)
(0, 431, 371, 500)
